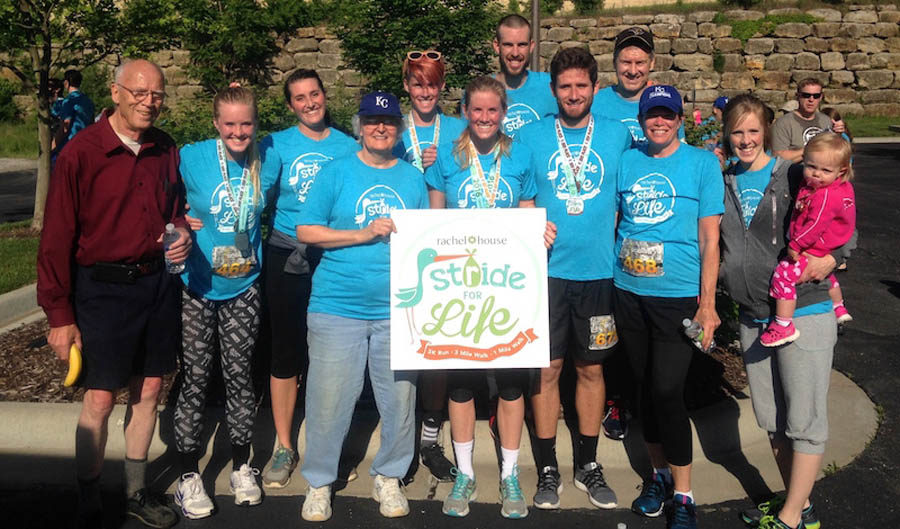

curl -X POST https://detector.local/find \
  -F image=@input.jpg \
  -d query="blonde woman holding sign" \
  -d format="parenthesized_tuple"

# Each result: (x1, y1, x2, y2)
(424, 75, 554, 519)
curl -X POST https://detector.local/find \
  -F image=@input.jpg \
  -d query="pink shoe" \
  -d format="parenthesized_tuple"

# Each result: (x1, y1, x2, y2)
(834, 305, 853, 324)
(760, 321, 800, 347)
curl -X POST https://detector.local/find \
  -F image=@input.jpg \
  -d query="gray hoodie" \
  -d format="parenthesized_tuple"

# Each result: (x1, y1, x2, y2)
(720, 158, 839, 321)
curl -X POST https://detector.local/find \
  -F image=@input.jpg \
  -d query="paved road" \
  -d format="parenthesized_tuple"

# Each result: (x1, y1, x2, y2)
(1, 144, 899, 527)
(0, 158, 36, 223)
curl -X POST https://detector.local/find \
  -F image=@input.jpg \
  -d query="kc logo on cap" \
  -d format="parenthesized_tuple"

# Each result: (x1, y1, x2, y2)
(375, 96, 388, 108)
(650, 86, 672, 99)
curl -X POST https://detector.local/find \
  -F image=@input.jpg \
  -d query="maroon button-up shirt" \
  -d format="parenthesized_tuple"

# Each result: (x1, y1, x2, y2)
(37, 111, 187, 327)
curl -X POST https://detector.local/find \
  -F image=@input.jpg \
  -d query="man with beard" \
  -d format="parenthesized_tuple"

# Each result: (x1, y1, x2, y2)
(772, 78, 845, 163)
(591, 27, 683, 148)
(491, 14, 557, 138)
(516, 47, 631, 511)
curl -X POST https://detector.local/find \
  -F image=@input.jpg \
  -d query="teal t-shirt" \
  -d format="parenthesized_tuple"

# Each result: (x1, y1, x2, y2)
(393, 114, 467, 171)
(735, 157, 776, 228)
(298, 154, 428, 320)
(261, 126, 359, 237)
(502, 70, 557, 138)
(518, 116, 631, 280)
(424, 140, 537, 208)
(591, 86, 686, 148)
(614, 144, 725, 298)
(179, 139, 279, 300)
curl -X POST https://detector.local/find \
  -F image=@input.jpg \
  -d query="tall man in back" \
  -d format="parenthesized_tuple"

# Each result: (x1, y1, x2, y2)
(37, 59, 191, 529)
(517, 46, 631, 511)
(772, 77, 845, 162)
(492, 14, 557, 137)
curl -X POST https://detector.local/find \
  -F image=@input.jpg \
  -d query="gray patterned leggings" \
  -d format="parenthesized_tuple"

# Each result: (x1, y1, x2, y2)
(174, 283, 260, 453)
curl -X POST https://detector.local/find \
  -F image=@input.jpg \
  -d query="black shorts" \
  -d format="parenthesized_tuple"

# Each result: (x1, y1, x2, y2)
(613, 287, 698, 344)
(548, 277, 618, 363)
(73, 265, 180, 390)
(265, 244, 312, 379)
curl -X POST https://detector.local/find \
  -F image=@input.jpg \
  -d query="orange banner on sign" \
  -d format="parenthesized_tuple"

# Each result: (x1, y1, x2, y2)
(416, 329, 539, 361)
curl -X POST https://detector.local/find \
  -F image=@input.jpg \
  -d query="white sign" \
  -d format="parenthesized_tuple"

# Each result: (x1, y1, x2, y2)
(390, 208, 550, 370)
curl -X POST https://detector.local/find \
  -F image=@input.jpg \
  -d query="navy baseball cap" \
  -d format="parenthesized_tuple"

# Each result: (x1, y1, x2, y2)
(714, 96, 729, 110)
(358, 91, 402, 117)
(639, 85, 683, 116)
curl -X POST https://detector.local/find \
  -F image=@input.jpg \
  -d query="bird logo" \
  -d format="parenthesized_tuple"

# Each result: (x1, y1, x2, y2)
(395, 248, 467, 342)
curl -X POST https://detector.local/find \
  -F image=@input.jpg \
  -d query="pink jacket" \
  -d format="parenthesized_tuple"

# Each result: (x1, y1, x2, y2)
(788, 179, 856, 257)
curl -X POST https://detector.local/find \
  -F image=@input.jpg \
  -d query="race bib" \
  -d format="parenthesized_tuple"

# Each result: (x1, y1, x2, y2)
(589, 314, 618, 350)
(618, 238, 664, 277)
(212, 245, 257, 278)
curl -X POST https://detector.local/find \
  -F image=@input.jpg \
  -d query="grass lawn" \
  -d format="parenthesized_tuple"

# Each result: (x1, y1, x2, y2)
(844, 115, 900, 138)
(0, 219, 39, 295)
(0, 120, 38, 158)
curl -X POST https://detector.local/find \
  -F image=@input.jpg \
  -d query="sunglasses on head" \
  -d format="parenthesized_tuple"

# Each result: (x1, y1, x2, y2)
(407, 50, 442, 62)
(798, 92, 823, 100)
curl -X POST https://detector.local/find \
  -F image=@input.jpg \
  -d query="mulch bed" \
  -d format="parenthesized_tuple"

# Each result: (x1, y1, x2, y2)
(0, 318, 747, 408)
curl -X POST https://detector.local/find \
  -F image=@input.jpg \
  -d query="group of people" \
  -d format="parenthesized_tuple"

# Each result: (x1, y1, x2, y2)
(36, 12, 856, 529)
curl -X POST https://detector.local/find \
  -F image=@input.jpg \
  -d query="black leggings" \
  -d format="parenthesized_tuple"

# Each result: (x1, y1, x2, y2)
(614, 288, 697, 467)
(447, 369, 531, 403)
(265, 245, 312, 379)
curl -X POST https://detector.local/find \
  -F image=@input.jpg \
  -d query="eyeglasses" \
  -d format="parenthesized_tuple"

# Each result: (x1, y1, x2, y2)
(361, 116, 400, 127)
(798, 92, 823, 100)
(407, 50, 442, 62)
(116, 83, 167, 103)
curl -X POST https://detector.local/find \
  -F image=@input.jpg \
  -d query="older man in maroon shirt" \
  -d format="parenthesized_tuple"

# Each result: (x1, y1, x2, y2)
(37, 59, 191, 529)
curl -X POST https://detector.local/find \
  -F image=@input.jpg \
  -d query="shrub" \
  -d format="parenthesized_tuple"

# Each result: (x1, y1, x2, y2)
(79, 64, 115, 115)
(717, 0, 762, 7)
(0, 78, 21, 122)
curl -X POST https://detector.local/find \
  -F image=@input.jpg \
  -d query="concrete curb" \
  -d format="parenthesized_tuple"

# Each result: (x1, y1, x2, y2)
(0, 283, 39, 329)
(852, 137, 900, 144)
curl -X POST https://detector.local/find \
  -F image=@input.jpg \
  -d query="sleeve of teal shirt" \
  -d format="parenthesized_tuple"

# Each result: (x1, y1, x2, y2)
(297, 163, 336, 227)
(518, 144, 537, 201)
(423, 149, 444, 190)
(698, 152, 726, 217)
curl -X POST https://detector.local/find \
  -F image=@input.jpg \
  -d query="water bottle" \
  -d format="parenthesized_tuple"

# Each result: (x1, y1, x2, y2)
(617, 524, 627, 529)
(683, 318, 714, 352)
(163, 223, 185, 274)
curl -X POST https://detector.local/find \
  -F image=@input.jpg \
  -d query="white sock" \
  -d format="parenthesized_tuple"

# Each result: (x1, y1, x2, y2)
(500, 447, 519, 480)
(452, 439, 475, 480)
(674, 489, 694, 503)
(654, 467, 673, 484)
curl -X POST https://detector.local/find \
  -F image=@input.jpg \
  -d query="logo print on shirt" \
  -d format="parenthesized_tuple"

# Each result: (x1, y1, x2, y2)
(209, 178, 257, 233)
(456, 175, 513, 208)
(288, 152, 332, 203)
(503, 103, 540, 135)
(354, 185, 407, 226)
(545, 144, 604, 201)
(739, 188, 764, 226)
(621, 118, 644, 145)
(625, 172, 676, 224)
(802, 126, 825, 145)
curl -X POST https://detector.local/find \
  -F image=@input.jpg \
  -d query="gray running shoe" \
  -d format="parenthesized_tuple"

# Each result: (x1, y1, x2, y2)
(533, 466, 562, 509)
(442, 468, 477, 517)
(262, 445, 298, 489)
(499, 466, 528, 519)
(574, 462, 617, 509)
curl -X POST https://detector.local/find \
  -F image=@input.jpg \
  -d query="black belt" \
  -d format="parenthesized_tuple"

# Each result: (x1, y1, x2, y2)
(90, 259, 162, 284)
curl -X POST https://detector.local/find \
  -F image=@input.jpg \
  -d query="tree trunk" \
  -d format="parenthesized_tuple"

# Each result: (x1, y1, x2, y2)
(32, 107, 52, 232)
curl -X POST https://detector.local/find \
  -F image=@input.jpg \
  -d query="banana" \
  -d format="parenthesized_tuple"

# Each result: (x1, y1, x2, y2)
(63, 343, 82, 387)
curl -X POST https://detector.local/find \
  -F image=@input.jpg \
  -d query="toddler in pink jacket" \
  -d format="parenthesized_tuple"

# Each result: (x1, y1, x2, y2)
(760, 133, 856, 347)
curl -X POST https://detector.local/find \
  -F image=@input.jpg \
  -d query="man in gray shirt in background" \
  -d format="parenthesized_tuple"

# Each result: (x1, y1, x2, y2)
(772, 78, 846, 162)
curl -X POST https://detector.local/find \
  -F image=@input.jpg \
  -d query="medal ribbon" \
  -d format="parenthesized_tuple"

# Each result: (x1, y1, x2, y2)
(554, 115, 594, 195)
(406, 111, 440, 172)
(216, 139, 251, 233)
(467, 140, 502, 209)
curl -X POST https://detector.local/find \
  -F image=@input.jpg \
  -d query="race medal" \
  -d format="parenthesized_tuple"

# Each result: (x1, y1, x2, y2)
(566, 197, 584, 215)
(618, 238, 664, 277)
(234, 231, 251, 257)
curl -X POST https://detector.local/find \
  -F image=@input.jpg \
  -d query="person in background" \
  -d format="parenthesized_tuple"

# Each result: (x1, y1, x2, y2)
(259, 69, 359, 490)
(51, 69, 96, 163)
(395, 48, 467, 484)
(172, 85, 279, 519)
(37, 58, 190, 529)
(616, 85, 723, 529)
(296, 92, 427, 523)
(771, 78, 845, 163)
(517, 47, 630, 511)
(720, 94, 843, 529)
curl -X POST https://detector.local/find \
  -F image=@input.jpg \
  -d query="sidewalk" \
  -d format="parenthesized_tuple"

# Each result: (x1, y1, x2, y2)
(0, 367, 876, 509)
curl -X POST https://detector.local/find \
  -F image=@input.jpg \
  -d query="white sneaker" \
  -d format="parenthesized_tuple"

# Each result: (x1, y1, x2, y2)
(229, 464, 262, 506)
(174, 472, 214, 519)
(372, 475, 409, 518)
(302, 485, 332, 522)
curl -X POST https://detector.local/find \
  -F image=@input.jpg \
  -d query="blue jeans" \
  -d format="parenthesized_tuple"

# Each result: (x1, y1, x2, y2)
(301, 312, 417, 487)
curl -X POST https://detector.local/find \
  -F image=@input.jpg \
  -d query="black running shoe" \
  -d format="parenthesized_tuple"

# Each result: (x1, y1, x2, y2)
(421, 443, 455, 482)
(126, 489, 178, 528)
(602, 401, 627, 441)
(740, 496, 820, 529)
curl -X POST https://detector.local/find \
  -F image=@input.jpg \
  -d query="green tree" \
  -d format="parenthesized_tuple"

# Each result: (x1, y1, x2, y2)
(176, 0, 326, 93)
(330, 0, 500, 98)
(0, 0, 178, 230)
